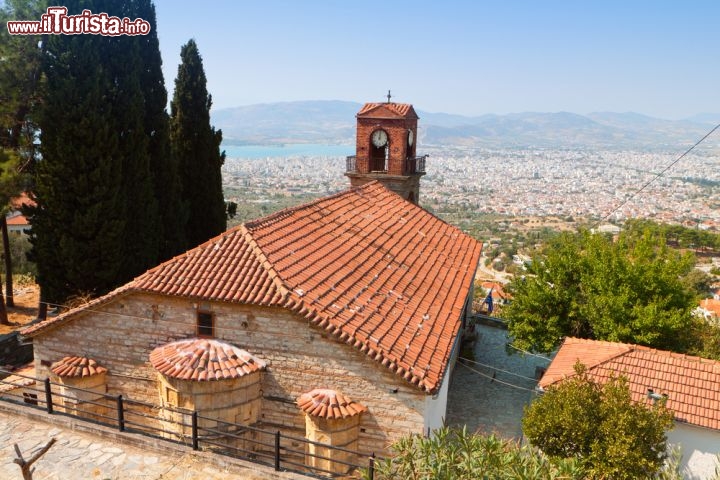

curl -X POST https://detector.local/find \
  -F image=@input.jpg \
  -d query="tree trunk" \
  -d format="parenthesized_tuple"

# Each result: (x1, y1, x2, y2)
(0, 277, 8, 325)
(37, 288, 47, 321)
(1, 216, 13, 307)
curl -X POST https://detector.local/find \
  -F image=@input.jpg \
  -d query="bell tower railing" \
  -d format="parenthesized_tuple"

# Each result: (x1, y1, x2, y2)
(345, 155, 426, 175)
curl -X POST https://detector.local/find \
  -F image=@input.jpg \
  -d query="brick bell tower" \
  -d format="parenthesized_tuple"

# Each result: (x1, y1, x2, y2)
(345, 93, 426, 204)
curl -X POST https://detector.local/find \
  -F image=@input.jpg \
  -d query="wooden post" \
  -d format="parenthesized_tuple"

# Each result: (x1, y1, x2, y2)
(368, 453, 375, 480)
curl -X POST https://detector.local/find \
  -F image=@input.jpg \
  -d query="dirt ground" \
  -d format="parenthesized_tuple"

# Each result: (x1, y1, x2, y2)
(0, 284, 39, 335)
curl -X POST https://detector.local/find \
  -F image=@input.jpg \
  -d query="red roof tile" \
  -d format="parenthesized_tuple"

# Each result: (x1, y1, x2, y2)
(357, 103, 418, 119)
(23, 182, 482, 393)
(297, 388, 367, 419)
(6, 214, 29, 226)
(149, 338, 266, 381)
(0, 363, 35, 393)
(51, 356, 107, 378)
(9, 192, 35, 210)
(540, 337, 720, 430)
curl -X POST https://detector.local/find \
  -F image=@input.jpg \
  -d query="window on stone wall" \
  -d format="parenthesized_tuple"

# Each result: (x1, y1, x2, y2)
(197, 311, 214, 337)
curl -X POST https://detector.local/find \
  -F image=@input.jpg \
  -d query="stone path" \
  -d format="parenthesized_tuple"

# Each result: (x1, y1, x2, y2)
(0, 407, 302, 480)
(446, 323, 551, 439)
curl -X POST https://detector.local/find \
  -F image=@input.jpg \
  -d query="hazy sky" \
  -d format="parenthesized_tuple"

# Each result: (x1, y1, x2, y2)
(152, 1, 719, 119)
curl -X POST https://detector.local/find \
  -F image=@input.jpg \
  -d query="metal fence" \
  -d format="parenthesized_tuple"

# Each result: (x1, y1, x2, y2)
(0, 369, 378, 479)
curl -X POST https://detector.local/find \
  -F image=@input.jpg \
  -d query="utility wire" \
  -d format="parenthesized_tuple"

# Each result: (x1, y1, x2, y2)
(458, 356, 538, 381)
(596, 122, 720, 226)
(506, 343, 552, 362)
(456, 359, 536, 393)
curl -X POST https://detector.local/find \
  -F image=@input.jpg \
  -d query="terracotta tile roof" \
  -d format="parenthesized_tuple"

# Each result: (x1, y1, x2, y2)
(51, 356, 107, 378)
(23, 182, 482, 393)
(9, 192, 35, 210)
(6, 214, 29, 226)
(700, 298, 720, 318)
(297, 388, 367, 419)
(540, 337, 720, 430)
(357, 102, 418, 119)
(0, 363, 35, 393)
(480, 281, 512, 300)
(149, 338, 266, 381)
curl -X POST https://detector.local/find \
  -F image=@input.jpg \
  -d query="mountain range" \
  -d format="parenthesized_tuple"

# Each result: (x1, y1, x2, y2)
(212, 100, 720, 150)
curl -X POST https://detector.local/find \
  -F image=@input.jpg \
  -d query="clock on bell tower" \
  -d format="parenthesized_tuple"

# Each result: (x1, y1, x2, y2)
(345, 96, 426, 204)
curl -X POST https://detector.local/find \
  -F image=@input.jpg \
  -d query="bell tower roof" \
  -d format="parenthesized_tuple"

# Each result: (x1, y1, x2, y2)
(357, 102, 419, 120)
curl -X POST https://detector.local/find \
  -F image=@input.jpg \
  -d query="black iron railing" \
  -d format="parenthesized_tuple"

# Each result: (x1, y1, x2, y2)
(346, 155, 427, 175)
(0, 369, 379, 479)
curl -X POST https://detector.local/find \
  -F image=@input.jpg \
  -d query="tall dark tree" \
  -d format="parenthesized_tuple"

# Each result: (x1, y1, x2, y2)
(29, 0, 163, 304)
(131, 0, 185, 260)
(30, 15, 125, 304)
(170, 39, 226, 248)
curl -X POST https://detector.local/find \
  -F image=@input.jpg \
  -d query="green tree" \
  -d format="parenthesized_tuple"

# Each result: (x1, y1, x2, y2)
(0, 0, 45, 307)
(368, 426, 585, 480)
(523, 363, 674, 480)
(170, 39, 226, 248)
(30, 12, 126, 304)
(503, 227, 696, 354)
(132, 0, 185, 260)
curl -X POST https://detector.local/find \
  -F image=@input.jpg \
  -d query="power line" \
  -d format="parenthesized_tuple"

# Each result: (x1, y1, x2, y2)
(506, 343, 552, 362)
(596, 122, 720, 225)
(458, 356, 538, 381)
(456, 359, 536, 393)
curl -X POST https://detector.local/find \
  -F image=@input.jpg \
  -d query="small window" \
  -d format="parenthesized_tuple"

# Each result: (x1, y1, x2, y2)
(23, 392, 38, 405)
(197, 311, 214, 337)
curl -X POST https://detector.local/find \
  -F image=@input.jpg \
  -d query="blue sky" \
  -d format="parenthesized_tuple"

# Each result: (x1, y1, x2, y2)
(152, 1, 719, 119)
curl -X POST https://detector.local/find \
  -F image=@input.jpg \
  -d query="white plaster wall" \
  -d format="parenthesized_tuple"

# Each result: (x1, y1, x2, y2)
(667, 422, 720, 480)
(423, 334, 461, 432)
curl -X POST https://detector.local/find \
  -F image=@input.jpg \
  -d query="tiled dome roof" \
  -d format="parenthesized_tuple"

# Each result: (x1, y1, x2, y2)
(150, 338, 265, 381)
(297, 388, 367, 419)
(51, 356, 107, 378)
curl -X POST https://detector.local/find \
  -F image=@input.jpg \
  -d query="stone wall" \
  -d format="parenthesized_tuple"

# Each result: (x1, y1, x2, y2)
(31, 292, 429, 456)
(0, 332, 33, 367)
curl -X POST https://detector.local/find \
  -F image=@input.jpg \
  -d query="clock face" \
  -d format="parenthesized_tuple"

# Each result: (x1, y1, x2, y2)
(408, 130, 414, 147)
(372, 129, 388, 148)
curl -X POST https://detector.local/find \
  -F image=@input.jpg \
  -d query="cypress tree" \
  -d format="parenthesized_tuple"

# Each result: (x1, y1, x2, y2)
(132, 0, 185, 260)
(30, 0, 163, 303)
(31, 17, 126, 303)
(170, 39, 226, 248)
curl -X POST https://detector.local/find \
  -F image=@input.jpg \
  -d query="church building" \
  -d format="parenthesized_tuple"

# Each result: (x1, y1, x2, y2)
(20, 101, 482, 463)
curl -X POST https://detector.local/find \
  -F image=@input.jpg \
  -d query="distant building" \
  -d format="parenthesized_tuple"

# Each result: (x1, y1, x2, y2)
(696, 298, 720, 322)
(6, 192, 34, 235)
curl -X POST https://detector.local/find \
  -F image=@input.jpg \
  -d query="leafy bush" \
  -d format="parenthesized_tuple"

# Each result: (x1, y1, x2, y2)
(366, 427, 585, 480)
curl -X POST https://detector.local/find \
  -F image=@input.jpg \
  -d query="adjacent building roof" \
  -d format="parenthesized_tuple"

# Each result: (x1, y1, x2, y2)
(149, 338, 266, 381)
(540, 337, 720, 431)
(23, 182, 482, 393)
(297, 388, 367, 419)
(0, 363, 35, 393)
(51, 356, 107, 378)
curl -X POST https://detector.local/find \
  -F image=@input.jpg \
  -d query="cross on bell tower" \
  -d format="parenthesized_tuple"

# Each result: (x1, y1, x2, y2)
(344, 96, 427, 204)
